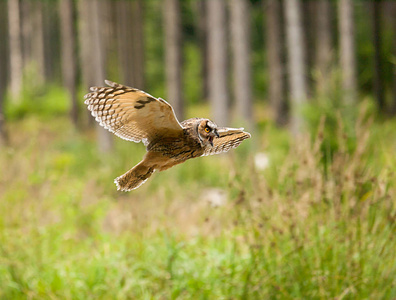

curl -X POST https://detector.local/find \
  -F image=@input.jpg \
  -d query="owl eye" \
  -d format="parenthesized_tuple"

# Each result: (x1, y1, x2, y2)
(205, 127, 210, 133)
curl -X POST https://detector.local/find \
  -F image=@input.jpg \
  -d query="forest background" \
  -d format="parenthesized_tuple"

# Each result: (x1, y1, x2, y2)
(0, 0, 396, 298)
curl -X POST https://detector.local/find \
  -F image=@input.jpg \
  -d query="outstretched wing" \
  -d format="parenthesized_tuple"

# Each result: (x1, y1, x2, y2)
(203, 127, 251, 156)
(84, 80, 183, 145)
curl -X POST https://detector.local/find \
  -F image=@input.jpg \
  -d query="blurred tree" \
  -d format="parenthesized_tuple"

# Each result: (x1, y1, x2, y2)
(338, 0, 357, 104)
(315, 0, 333, 94)
(7, 0, 23, 99)
(285, 0, 307, 134)
(20, 0, 45, 85)
(79, 0, 113, 152)
(42, 1, 57, 81)
(230, 0, 253, 127)
(208, 0, 229, 126)
(0, 90, 5, 146)
(266, 0, 288, 126)
(131, 0, 145, 89)
(92, 0, 113, 152)
(302, 1, 316, 95)
(371, 0, 385, 112)
(117, 0, 134, 85)
(164, 0, 184, 120)
(196, 0, 209, 100)
(78, 0, 90, 89)
(78, 0, 94, 126)
(0, 1, 8, 145)
(59, 0, 79, 126)
(393, 3, 396, 115)
(21, 0, 30, 68)
(117, 0, 145, 89)
(31, 1, 45, 85)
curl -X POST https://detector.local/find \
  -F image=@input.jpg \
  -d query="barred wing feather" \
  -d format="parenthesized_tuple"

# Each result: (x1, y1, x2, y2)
(203, 127, 251, 156)
(84, 80, 183, 145)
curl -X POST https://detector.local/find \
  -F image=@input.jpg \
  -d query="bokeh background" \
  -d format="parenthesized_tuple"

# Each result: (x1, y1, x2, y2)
(1, 0, 396, 298)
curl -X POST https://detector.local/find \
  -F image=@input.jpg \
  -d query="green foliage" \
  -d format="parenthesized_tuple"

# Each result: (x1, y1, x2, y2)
(1, 106, 395, 298)
(5, 83, 69, 121)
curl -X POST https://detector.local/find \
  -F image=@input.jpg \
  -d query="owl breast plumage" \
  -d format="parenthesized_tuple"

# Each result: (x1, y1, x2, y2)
(84, 80, 251, 191)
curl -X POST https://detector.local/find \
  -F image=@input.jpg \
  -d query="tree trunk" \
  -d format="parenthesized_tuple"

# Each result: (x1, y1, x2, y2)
(285, 0, 307, 135)
(315, 0, 333, 94)
(117, 0, 134, 85)
(0, 90, 6, 146)
(267, 0, 288, 126)
(116, 0, 144, 89)
(392, 2, 396, 116)
(7, 0, 23, 98)
(207, 0, 229, 126)
(302, 0, 316, 96)
(42, 1, 55, 80)
(78, 0, 113, 151)
(197, 0, 209, 100)
(31, 1, 45, 85)
(164, 0, 183, 120)
(230, 0, 252, 128)
(338, 0, 357, 104)
(92, 0, 113, 152)
(131, 0, 145, 90)
(0, 1, 8, 145)
(21, 0, 32, 74)
(60, 0, 79, 126)
(78, 0, 92, 90)
(372, 0, 385, 112)
(78, 0, 97, 127)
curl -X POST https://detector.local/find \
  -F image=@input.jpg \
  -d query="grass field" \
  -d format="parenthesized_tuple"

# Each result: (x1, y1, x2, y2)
(1, 104, 396, 299)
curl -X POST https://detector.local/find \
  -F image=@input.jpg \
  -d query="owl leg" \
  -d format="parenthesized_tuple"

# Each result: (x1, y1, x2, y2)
(114, 160, 154, 191)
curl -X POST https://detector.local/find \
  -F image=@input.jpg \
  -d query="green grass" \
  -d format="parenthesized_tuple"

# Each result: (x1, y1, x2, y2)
(0, 109, 396, 299)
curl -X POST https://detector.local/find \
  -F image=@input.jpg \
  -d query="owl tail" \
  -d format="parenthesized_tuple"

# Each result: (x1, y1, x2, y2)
(114, 161, 154, 191)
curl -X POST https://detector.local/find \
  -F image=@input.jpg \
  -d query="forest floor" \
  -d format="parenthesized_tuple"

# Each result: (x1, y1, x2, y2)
(0, 106, 396, 299)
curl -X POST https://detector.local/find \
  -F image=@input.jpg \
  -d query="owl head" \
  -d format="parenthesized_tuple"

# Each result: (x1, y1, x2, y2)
(198, 119, 219, 147)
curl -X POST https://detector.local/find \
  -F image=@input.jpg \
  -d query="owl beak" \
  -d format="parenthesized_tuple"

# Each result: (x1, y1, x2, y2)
(214, 130, 220, 138)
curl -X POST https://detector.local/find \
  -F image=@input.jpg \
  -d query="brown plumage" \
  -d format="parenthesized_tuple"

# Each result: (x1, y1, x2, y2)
(84, 80, 251, 191)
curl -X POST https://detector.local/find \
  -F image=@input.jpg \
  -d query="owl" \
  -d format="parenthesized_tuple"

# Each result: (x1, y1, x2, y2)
(84, 80, 251, 191)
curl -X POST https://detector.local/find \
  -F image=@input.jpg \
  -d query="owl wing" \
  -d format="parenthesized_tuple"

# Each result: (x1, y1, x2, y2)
(84, 80, 183, 145)
(203, 127, 251, 156)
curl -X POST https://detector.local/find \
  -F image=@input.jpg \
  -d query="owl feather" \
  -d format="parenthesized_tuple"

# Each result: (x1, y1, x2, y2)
(85, 81, 251, 191)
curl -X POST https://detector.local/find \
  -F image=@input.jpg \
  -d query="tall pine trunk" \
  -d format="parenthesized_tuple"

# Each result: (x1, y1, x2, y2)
(91, 0, 113, 152)
(392, 2, 396, 115)
(116, 0, 144, 89)
(117, 0, 135, 86)
(315, 0, 333, 94)
(7, 0, 23, 98)
(285, 0, 307, 134)
(372, 0, 385, 112)
(164, 0, 183, 120)
(60, 0, 79, 126)
(230, 0, 252, 127)
(0, 1, 7, 145)
(338, 0, 357, 104)
(78, 0, 113, 151)
(267, 0, 288, 126)
(197, 0, 209, 100)
(207, 0, 229, 126)
(32, 1, 45, 85)
(131, 0, 145, 89)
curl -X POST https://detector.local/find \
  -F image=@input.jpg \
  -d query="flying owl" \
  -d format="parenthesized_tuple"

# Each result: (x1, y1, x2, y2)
(84, 80, 251, 191)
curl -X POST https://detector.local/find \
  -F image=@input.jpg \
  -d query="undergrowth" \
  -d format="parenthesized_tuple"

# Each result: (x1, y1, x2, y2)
(0, 104, 395, 299)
